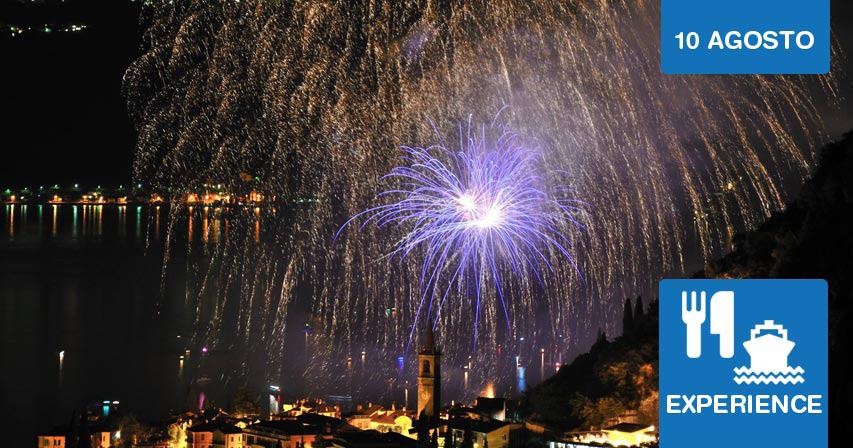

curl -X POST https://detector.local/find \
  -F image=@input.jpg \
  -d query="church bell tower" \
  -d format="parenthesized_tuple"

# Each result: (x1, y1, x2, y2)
(417, 325, 441, 419)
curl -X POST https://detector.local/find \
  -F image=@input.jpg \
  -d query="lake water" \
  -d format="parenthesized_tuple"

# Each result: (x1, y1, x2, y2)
(0, 204, 198, 447)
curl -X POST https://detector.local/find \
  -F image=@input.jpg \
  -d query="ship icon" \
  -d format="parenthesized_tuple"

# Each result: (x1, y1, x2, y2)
(733, 320, 805, 385)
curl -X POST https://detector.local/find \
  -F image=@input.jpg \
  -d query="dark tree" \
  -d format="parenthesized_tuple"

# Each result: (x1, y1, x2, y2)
(231, 388, 260, 417)
(591, 328, 608, 352)
(633, 295, 645, 329)
(114, 414, 152, 448)
(622, 298, 634, 336)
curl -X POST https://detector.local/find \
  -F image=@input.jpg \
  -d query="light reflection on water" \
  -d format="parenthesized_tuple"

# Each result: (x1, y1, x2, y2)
(7, 204, 14, 239)
(0, 203, 258, 246)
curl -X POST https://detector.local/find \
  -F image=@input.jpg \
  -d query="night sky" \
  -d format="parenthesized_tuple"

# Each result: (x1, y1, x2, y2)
(0, 0, 141, 187)
(1, 0, 851, 188)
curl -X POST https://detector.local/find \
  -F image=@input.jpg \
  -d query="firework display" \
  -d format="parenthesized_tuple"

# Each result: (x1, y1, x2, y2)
(123, 0, 841, 398)
(338, 116, 585, 347)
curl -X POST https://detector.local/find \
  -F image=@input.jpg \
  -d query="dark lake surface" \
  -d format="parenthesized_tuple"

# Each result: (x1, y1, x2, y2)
(0, 204, 196, 447)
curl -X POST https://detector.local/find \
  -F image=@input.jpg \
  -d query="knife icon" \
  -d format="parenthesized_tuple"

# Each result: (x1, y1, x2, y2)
(710, 290, 735, 358)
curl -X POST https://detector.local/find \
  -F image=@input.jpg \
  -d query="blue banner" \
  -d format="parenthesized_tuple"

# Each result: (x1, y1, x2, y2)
(661, 0, 830, 74)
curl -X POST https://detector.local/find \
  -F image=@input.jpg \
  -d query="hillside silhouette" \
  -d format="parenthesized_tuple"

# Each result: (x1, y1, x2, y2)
(523, 131, 853, 442)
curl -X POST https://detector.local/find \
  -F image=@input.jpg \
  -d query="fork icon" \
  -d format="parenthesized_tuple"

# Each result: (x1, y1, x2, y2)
(682, 291, 706, 358)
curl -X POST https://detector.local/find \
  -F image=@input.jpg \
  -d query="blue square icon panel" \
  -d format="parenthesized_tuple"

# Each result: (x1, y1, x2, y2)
(659, 279, 827, 447)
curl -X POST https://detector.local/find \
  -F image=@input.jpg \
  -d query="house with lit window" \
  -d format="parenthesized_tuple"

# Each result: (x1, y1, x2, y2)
(89, 429, 112, 448)
(346, 404, 387, 430)
(368, 410, 414, 437)
(242, 420, 326, 448)
(37, 429, 66, 448)
(446, 418, 522, 448)
(88, 423, 120, 448)
(187, 421, 245, 448)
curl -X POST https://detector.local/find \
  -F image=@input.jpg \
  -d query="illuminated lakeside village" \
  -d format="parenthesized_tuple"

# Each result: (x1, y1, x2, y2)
(27, 296, 658, 448)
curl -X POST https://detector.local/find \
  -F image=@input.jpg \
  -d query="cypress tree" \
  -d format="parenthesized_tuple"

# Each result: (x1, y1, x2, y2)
(633, 295, 645, 330)
(622, 298, 634, 336)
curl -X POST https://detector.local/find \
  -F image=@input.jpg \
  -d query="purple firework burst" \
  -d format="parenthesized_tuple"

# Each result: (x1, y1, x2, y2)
(340, 117, 585, 345)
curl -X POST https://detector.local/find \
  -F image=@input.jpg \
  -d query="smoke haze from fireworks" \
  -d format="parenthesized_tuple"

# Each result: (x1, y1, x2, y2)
(339, 116, 585, 347)
(124, 0, 842, 398)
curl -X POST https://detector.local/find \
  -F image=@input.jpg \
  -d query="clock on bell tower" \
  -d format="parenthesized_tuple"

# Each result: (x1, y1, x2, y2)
(417, 325, 441, 419)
